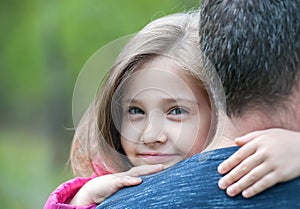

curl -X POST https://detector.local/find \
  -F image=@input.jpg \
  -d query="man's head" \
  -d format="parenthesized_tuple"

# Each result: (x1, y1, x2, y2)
(199, 0, 300, 118)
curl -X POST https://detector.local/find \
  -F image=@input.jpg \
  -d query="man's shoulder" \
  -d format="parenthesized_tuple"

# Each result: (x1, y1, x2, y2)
(97, 146, 300, 209)
(181, 146, 239, 166)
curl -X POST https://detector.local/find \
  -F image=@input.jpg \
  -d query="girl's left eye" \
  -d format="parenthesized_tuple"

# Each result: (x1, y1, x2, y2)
(128, 107, 144, 115)
(169, 107, 188, 115)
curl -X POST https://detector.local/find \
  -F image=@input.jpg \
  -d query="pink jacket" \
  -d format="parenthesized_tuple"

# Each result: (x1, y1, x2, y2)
(44, 166, 111, 209)
(44, 176, 96, 209)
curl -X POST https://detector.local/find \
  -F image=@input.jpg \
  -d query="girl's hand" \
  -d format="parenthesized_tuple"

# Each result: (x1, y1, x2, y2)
(70, 164, 164, 206)
(217, 129, 300, 198)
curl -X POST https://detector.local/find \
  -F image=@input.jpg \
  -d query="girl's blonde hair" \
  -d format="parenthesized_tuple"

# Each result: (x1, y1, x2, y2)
(71, 11, 219, 177)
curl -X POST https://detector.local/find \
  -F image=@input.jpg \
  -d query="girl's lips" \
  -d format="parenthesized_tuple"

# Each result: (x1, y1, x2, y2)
(139, 151, 172, 157)
(137, 152, 179, 164)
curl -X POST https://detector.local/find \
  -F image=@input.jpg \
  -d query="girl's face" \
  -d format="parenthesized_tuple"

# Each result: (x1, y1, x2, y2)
(120, 57, 211, 168)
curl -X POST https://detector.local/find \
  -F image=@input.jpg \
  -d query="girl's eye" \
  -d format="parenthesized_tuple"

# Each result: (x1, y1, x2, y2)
(128, 107, 144, 115)
(169, 107, 188, 115)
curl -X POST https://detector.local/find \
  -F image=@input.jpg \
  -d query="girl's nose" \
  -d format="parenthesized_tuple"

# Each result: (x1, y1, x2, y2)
(140, 110, 167, 144)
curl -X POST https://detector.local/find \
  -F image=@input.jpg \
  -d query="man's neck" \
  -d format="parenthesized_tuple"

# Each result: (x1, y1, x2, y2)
(216, 103, 300, 149)
(203, 84, 300, 151)
(212, 114, 268, 149)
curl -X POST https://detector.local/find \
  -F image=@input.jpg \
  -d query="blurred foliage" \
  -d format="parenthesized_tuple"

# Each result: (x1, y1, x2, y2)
(0, 0, 200, 208)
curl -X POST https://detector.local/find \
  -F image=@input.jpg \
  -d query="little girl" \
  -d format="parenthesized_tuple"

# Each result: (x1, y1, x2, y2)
(44, 11, 300, 209)
(44, 11, 219, 209)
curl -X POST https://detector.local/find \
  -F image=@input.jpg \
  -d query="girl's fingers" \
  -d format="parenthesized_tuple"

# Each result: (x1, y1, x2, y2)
(122, 164, 164, 177)
(234, 131, 261, 146)
(225, 162, 273, 197)
(114, 175, 142, 188)
(91, 175, 142, 204)
(218, 151, 263, 190)
(218, 143, 256, 175)
(242, 170, 277, 198)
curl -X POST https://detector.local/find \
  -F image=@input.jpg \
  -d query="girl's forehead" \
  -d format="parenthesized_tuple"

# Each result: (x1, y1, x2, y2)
(126, 60, 190, 90)
(130, 56, 193, 84)
(120, 57, 206, 104)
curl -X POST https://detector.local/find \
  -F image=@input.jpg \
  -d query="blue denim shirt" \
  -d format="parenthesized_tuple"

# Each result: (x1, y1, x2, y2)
(97, 146, 300, 209)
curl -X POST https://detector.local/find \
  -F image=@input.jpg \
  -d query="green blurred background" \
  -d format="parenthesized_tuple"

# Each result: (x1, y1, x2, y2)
(0, 0, 200, 208)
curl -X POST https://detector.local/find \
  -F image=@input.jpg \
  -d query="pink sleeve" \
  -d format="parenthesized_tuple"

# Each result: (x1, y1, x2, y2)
(43, 176, 97, 209)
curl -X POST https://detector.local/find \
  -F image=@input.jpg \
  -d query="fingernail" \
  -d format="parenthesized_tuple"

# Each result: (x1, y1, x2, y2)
(153, 164, 164, 170)
(242, 190, 250, 198)
(227, 186, 236, 197)
(218, 179, 226, 189)
(234, 137, 240, 141)
(131, 178, 142, 183)
(158, 164, 165, 169)
(217, 164, 224, 173)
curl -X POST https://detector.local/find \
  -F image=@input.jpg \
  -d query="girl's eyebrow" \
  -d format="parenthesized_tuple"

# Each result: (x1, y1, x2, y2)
(161, 98, 199, 104)
(122, 98, 140, 105)
(122, 97, 199, 105)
